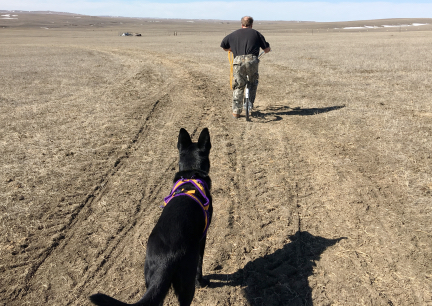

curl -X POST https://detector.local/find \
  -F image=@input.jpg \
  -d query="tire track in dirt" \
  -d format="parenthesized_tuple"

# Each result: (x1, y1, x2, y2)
(166, 58, 326, 305)
(170, 64, 249, 259)
(75, 52, 260, 304)
(158, 62, 263, 304)
(12, 45, 183, 304)
(168, 59, 320, 304)
(73, 52, 244, 305)
(16, 49, 233, 305)
(32, 53, 167, 271)
(16, 91, 173, 304)
(182, 58, 354, 304)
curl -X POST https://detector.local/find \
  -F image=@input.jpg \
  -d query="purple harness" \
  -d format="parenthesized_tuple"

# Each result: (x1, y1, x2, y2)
(162, 178, 210, 238)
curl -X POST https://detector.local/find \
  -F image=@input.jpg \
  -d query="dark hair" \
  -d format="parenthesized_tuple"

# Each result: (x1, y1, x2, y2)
(241, 16, 254, 27)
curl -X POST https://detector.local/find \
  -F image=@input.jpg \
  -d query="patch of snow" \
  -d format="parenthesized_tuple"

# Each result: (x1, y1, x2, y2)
(342, 23, 429, 30)
(343, 27, 367, 30)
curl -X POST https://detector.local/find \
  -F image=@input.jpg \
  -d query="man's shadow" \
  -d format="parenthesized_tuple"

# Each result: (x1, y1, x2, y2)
(207, 231, 345, 306)
(253, 105, 345, 122)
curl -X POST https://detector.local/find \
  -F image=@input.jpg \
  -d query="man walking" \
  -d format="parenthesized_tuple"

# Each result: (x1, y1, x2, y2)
(221, 16, 271, 119)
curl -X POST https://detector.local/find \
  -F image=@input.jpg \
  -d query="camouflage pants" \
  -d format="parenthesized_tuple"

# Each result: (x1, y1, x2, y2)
(232, 54, 259, 115)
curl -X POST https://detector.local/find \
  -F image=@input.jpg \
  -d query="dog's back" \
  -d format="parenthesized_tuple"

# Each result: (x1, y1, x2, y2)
(90, 128, 212, 306)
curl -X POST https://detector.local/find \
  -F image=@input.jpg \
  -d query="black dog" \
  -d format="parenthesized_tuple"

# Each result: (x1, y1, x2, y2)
(90, 128, 213, 306)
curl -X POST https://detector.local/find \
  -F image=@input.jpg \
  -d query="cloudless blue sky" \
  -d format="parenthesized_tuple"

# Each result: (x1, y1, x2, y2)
(1, 0, 431, 22)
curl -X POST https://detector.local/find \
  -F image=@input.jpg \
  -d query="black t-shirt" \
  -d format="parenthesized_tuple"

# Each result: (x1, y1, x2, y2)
(220, 28, 270, 58)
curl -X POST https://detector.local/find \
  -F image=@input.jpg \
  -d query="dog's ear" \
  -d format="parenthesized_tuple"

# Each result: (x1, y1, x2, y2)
(178, 128, 192, 151)
(198, 128, 211, 152)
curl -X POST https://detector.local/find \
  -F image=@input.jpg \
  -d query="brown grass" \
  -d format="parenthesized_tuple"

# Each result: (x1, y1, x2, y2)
(1, 12, 431, 306)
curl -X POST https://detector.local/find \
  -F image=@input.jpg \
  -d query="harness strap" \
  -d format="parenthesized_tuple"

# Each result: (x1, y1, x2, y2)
(228, 51, 234, 90)
(162, 178, 210, 238)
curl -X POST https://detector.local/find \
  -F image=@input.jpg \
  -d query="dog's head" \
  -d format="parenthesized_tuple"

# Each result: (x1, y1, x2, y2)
(177, 128, 211, 173)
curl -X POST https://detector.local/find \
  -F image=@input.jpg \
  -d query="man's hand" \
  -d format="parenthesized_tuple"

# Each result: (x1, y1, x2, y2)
(264, 47, 271, 53)
(223, 48, 231, 52)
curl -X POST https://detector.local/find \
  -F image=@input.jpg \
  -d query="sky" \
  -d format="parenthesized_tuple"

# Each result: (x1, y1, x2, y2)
(1, 0, 432, 22)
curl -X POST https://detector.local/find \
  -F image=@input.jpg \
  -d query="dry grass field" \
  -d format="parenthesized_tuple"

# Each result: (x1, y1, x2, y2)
(1, 11, 432, 305)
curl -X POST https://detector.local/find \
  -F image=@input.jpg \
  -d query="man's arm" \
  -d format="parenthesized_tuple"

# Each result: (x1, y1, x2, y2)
(220, 34, 231, 52)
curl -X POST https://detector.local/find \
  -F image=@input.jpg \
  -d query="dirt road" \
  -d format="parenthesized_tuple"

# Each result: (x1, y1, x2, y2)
(1, 15, 431, 305)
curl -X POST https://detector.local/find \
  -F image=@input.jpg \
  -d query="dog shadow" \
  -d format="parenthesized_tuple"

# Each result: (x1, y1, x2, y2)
(207, 231, 345, 306)
(252, 105, 345, 122)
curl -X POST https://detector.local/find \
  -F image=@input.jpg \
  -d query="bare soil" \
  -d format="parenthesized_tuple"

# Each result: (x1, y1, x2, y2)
(1, 12, 432, 306)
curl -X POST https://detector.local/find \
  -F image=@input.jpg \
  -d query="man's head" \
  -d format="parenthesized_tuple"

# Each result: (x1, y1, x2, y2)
(241, 16, 253, 28)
